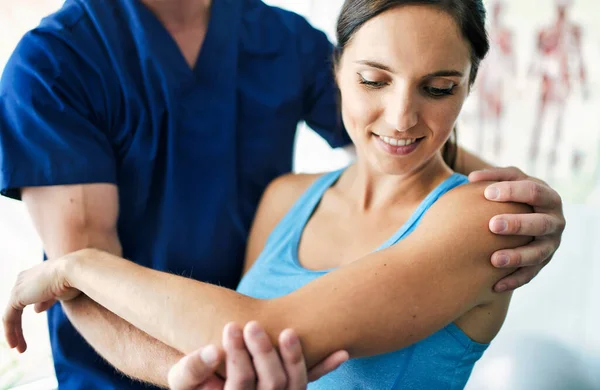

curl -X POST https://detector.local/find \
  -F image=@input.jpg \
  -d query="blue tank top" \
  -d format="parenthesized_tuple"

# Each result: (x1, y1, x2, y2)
(237, 168, 488, 389)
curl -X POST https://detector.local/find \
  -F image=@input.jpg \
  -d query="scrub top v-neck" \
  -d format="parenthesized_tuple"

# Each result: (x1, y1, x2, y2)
(0, 0, 349, 388)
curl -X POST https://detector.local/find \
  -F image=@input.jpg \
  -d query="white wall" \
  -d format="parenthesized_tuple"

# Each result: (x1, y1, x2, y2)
(0, 3, 63, 389)
(465, 205, 600, 389)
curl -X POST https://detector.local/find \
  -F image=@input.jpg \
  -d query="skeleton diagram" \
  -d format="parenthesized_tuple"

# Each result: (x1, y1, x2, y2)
(528, 0, 587, 173)
(475, 0, 516, 158)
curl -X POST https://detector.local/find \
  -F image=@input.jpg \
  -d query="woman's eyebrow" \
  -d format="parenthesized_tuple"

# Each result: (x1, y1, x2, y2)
(355, 60, 393, 72)
(423, 70, 464, 78)
(355, 60, 464, 79)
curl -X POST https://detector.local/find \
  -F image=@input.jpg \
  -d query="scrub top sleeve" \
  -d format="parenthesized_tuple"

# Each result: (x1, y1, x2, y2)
(0, 31, 117, 200)
(299, 23, 351, 149)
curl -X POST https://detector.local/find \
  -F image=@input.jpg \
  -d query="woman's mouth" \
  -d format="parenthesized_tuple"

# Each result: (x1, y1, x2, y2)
(373, 134, 424, 155)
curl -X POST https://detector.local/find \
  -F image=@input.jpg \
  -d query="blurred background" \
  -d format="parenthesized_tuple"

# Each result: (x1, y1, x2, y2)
(1, 0, 599, 389)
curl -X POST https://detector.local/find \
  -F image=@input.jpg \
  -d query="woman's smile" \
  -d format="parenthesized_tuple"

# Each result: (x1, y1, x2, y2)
(372, 133, 425, 156)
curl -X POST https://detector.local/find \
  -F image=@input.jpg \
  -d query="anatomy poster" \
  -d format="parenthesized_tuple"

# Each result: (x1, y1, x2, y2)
(458, 0, 600, 204)
(280, 0, 600, 204)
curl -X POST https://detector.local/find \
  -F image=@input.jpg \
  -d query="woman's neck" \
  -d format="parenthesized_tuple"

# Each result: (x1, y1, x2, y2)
(338, 154, 453, 212)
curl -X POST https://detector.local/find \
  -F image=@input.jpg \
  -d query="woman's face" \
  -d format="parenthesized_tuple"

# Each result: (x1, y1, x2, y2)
(337, 5, 473, 175)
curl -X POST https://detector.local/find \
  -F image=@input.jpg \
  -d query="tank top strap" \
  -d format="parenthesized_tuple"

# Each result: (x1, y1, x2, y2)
(377, 173, 469, 250)
(263, 168, 345, 249)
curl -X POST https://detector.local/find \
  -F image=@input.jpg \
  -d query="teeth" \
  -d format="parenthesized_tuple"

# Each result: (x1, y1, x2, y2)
(380, 136, 416, 147)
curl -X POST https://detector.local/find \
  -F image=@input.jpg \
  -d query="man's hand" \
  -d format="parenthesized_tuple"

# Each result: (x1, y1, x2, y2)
(168, 322, 349, 390)
(469, 167, 566, 292)
(167, 345, 224, 390)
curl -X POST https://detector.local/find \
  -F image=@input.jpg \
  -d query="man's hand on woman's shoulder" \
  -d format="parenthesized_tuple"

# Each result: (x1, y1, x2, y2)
(469, 166, 566, 292)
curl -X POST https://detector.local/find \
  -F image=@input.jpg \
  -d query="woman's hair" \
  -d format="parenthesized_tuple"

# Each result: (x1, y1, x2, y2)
(333, 0, 490, 169)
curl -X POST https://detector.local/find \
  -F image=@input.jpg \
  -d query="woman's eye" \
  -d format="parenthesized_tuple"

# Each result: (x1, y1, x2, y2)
(424, 85, 455, 97)
(358, 74, 387, 89)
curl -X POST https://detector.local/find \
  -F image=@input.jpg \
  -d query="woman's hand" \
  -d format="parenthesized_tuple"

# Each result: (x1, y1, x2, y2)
(3, 254, 81, 353)
(469, 167, 566, 292)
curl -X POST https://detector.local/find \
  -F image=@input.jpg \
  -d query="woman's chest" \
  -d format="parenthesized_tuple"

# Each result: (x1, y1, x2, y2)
(297, 207, 417, 271)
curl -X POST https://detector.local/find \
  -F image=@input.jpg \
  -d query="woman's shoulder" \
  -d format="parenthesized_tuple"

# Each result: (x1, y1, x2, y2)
(244, 172, 326, 270)
(413, 180, 532, 256)
(261, 172, 326, 218)
(436, 180, 532, 218)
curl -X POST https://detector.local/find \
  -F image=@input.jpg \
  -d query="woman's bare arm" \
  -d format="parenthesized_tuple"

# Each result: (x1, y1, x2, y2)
(57, 180, 530, 370)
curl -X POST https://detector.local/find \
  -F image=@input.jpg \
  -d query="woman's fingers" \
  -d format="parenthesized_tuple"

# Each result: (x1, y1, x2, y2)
(34, 299, 57, 313)
(2, 304, 27, 353)
(4, 278, 28, 353)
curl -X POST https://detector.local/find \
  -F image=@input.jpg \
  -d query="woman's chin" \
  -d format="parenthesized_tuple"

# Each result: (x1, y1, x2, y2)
(367, 158, 417, 176)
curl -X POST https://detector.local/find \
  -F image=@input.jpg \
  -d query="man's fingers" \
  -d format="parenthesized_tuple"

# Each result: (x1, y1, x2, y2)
(494, 264, 544, 292)
(307, 350, 349, 382)
(482, 180, 562, 209)
(34, 299, 56, 313)
(468, 166, 528, 183)
(279, 328, 349, 385)
(243, 321, 287, 390)
(223, 322, 256, 390)
(278, 329, 308, 389)
(197, 376, 226, 390)
(491, 239, 557, 268)
(168, 345, 223, 390)
(489, 213, 564, 237)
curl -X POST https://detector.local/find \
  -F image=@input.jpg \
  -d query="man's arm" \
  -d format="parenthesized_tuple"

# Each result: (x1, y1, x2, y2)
(20, 183, 346, 388)
(34, 183, 528, 369)
(22, 183, 182, 388)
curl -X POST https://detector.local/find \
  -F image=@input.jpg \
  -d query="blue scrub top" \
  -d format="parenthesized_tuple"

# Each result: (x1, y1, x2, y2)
(0, 0, 349, 388)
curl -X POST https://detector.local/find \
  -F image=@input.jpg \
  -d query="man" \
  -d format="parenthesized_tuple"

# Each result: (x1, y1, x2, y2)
(0, 0, 565, 389)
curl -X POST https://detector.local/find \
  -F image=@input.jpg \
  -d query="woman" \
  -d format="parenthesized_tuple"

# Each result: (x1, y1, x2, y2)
(5, 0, 536, 388)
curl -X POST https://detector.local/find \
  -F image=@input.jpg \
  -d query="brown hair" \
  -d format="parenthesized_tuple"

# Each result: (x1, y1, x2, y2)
(334, 0, 490, 168)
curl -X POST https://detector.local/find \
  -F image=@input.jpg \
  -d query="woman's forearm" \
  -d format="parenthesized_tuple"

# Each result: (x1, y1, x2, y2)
(61, 186, 527, 370)
(63, 249, 266, 355)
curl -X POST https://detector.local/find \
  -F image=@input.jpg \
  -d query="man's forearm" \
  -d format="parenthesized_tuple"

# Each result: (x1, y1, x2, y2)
(21, 185, 184, 386)
(455, 146, 493, 174)
(62, 295, 183, 388)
